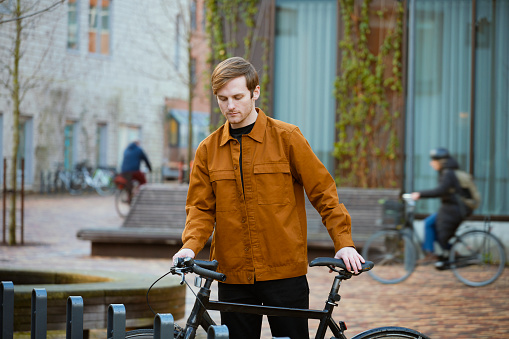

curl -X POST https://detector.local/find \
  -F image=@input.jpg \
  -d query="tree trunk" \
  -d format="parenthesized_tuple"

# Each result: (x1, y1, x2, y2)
(9, 0, 22, 245)
(186, 39, 193, 183)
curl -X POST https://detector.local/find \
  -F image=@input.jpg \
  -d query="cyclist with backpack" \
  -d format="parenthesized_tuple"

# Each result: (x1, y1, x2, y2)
(410, 147, 480, 264)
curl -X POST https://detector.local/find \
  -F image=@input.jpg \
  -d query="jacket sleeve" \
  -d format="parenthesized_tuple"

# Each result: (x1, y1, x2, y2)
(419, 170, 455, 198)
(181, 144, 216, 255)
(141, 150, 152, 172)
(288, 128, 355, 252)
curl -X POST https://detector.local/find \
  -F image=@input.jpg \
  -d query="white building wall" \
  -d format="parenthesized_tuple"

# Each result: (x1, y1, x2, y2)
(0, 0, 190, 190)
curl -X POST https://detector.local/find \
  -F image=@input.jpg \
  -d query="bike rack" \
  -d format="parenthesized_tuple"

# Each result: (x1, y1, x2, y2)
(1, 281, 229, 339)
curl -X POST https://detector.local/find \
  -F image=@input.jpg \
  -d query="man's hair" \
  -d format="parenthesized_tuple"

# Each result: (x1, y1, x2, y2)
(211, 57, 259, 96)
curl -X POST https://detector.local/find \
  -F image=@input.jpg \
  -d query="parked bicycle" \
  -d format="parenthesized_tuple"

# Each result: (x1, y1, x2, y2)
(53, 163, 84, 195)
(114, 172, 140, 218)
(362, 194, 506, 287)
(73, 161, 117, 196)
(125, 257, 430, 339)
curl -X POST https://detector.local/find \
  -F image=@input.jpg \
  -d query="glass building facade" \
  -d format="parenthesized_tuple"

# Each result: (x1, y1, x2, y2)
(406, 0, 509, 216)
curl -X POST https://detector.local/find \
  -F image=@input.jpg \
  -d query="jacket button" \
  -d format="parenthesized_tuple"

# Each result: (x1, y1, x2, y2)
(233, 165, 238, 170)
(247, 276, 252, 281)
(241, 217, 246, 223)
(244, 247, 249, 251)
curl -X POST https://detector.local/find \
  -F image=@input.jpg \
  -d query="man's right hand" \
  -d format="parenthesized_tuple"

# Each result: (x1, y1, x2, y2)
(172, 248, 195, 264)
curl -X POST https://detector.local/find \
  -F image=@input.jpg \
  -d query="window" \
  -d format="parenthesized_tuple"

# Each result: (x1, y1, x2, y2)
(191, 0, 197, 31)
(168, 116, 179, 147)
(406, 0, 509, 216)
(67, 0, 79, 50)
(202, 3, 206, 32)
(16, 117, 33, 185)
(96, 124, 108, 167)
(89, 0, 111, 55)
(274, 0, 337, 174)
(64, 121, 79, 170)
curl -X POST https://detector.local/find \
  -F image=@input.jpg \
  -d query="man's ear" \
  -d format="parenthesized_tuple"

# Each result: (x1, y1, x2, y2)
(252, 85, 261, 101)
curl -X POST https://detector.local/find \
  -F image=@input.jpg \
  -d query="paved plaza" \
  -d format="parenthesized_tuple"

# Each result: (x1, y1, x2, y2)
(1, 192, 508, 338)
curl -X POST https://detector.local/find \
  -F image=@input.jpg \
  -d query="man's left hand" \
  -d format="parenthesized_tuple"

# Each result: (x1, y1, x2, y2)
(334, 247, 365, 274)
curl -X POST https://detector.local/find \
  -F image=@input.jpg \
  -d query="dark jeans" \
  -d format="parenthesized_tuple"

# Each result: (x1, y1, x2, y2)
(218, 275, 310, 339)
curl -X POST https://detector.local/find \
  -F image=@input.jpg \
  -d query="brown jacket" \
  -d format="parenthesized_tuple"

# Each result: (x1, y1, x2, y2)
(182, 109, 355, 284)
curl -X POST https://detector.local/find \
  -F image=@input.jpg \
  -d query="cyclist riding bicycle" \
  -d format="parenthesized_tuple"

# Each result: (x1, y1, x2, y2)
(117, 140, 152, 202)
(410, 147, 469, 265)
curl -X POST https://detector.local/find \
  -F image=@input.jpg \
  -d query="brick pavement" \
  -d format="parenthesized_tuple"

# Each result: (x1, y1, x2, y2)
(1, 193, 508, 338)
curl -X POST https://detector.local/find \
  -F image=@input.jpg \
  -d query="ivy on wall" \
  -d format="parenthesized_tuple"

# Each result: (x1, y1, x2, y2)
(334, 0, 403, 188)
(204, 0, 270, 129)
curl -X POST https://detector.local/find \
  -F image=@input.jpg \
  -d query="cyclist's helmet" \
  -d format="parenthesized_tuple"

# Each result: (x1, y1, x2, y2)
(429, 147, 450, 160)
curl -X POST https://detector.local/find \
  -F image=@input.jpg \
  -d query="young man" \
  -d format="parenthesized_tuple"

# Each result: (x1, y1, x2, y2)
(173, 57, 364, 338)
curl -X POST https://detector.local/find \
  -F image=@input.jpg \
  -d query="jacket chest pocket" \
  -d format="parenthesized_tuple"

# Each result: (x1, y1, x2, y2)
(254, 163, 291, 205)
(210, 170, 238, 212)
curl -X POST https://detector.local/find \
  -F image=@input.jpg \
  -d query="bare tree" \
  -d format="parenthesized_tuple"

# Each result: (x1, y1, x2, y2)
(0, 0, 64, 245)
(128, 0, 207, 183)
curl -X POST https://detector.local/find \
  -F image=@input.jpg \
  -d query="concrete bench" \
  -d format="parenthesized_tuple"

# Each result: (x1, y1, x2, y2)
(77, 184, 399, 258)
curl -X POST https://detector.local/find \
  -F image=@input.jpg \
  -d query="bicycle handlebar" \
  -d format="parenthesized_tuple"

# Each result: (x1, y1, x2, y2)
(309, 257, 374, 273)
(175, 257, 373, 282)
(174, 258, 226, 282)
(192, 264, 227, 282)
(402, 193, 416, 207)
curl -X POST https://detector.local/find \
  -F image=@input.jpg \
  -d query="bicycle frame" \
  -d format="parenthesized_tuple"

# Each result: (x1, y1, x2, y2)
(184, 274, 348, 339)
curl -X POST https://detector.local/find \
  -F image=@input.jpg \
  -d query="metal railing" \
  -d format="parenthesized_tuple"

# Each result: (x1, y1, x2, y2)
(1, 281, 228, 339)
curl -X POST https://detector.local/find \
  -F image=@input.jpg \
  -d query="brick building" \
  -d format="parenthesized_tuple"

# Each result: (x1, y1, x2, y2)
(0, 0, 204, 189)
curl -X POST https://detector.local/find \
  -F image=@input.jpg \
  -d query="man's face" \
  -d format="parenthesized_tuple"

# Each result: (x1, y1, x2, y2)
(216, 76, 260, 128)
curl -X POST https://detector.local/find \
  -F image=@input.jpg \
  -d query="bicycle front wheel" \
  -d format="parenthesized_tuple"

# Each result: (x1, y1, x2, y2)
(450, 230, 506, 287)
(125, 328, 183, 339)
(95, 170, 117, 196)
(362, 230, 417, 284)
(115, 188, 131, 218)
(69, 171, 85, 195)
(351, 326, 430, 339)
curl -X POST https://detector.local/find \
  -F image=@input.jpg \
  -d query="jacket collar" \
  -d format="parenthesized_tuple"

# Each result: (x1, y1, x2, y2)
(220, 108, 267, 146)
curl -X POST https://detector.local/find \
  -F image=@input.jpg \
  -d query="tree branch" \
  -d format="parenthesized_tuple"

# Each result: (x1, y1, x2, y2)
(0, 0, 63, 24)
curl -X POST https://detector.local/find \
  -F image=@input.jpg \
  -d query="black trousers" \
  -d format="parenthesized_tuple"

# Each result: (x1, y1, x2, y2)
(218, 275, 310, 339)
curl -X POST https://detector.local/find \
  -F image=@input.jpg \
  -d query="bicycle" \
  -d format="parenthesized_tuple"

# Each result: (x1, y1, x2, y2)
(114, 172, 140, 218)
(125, 257, 430, 339)
(53, 163, 84, 195)
(74, 161, 117, 196)
(362, 194, 506, 287)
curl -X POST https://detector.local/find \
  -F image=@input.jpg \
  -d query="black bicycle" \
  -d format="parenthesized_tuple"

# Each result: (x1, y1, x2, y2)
(362, 194, 506, 287)
(125, 257, 430, 339)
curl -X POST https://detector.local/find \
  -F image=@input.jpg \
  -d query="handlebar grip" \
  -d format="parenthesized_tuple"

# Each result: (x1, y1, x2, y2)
(193, 259, 219, 271)
(192, 264, 227, 282)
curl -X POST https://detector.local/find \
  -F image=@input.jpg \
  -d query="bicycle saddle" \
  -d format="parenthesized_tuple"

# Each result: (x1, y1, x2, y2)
(309, 257, 374, 273)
